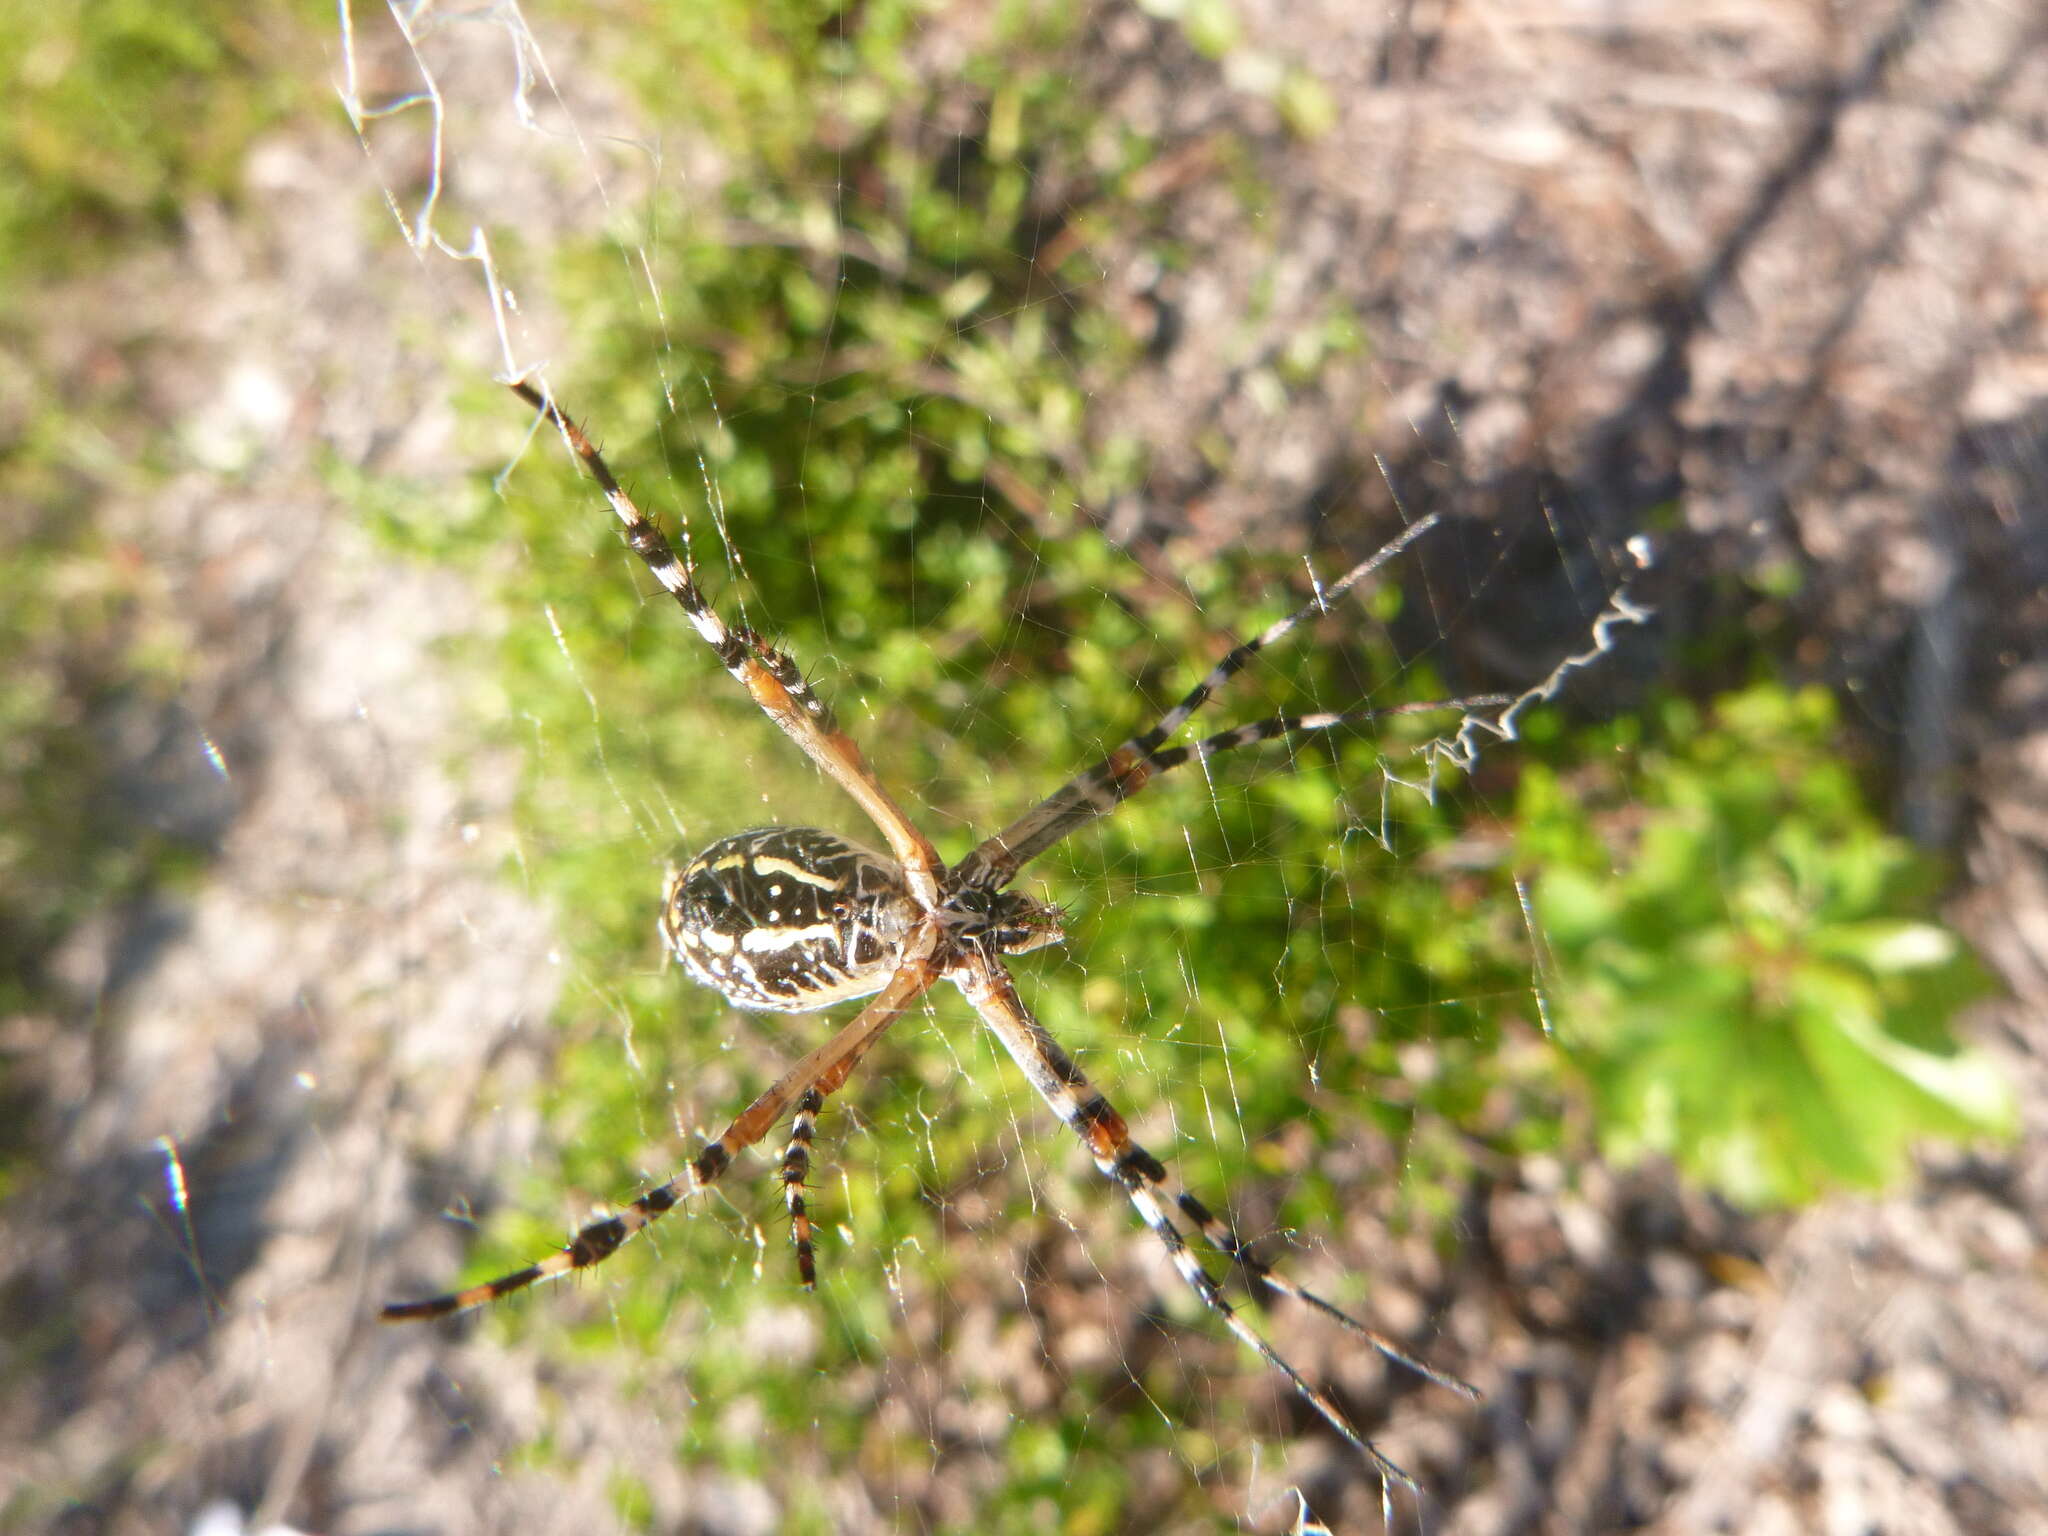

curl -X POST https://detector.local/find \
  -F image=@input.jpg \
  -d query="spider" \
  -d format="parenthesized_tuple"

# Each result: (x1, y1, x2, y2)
(386, 378, 1647, 1495)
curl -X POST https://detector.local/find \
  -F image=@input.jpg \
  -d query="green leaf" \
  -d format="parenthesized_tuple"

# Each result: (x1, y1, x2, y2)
(1524, 681, 2009, 1208)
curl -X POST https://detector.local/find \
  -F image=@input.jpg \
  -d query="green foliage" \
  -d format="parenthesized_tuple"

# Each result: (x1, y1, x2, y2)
(1521, 683, 2010, 1207)
(0, 0, 299, 294)
(0, 0, 315, 1307)
(0, 490, 171, 1018)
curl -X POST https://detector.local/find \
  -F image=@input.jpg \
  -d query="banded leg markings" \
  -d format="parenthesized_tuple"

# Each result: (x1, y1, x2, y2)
(383, 952, 937, 1321)
(782, 1087, 825, 1289)
(509, 378, 945, 906)
(957, 954, 1431, 1491)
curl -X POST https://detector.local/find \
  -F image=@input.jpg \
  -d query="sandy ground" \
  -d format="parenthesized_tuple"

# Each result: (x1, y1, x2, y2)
(3, 2, 2045, 1532)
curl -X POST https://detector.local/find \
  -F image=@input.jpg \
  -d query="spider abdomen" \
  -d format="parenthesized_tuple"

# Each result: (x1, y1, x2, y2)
(662, 826, 920, 1013)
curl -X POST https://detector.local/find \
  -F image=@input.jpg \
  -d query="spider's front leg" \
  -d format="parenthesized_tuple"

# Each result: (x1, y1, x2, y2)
(509, 380, 946, 909)
(952, 953, 1470, 1497)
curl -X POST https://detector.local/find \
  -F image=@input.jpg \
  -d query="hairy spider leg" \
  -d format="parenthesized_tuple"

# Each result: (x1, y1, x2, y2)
(509, 379, 946, 910)
(1133, 1145, 1478, 1400)
(953, 952, 1435, 1495)
(383, 942, 938, 1320)
(961, 692, 1513, 889)
(964, 531, 1655, 890)
(957, 514, 1444, 888)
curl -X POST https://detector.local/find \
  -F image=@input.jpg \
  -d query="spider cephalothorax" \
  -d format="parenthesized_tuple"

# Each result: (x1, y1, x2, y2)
(939, 879, 1064, 960)
(384, 380, 1649, 1498)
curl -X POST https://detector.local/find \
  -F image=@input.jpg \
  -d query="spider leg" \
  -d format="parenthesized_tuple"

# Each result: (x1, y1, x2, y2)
(1135, 1149, 1477, 1400)
(963, 527, 1654, 890)
(962, 694, 1511, 882)
(953, 954, 1431, 1493)
(958, 515, 1441, 888)
(767, 937, 968, 1291)
(509, 380, 945, 909)
(383, 939, 939, 1321)
(781, 1087, 825, 1288)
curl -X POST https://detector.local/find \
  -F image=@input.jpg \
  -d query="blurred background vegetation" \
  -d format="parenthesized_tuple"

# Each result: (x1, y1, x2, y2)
(1, 1, 2024, 1532)
(0, 0, 292, 1012)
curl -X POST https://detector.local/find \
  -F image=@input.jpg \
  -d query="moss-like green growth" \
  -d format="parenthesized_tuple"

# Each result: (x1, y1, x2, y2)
(0, 1, 299, 291)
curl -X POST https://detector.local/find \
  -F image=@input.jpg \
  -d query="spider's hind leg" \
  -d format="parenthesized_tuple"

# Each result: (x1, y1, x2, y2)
(1138, 1154, 1478, 1400)
(781, 1087, 825, 1288)
(958, 955, 1447, 1496)
(1094, 1128, 1432, 1490)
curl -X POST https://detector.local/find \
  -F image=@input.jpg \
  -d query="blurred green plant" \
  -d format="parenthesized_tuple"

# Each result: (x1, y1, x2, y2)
(1520, 682, 2010, 1207)
(0, 0, 313, 1037)
(0, 462, 192, 1212)
(1134, 0, 1339, 138)
(0, 472, 179, 1024)
(0, 0, 298, 294)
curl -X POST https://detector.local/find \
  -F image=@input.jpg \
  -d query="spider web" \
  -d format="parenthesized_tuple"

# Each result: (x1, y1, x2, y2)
(323, 6, 1657, 1532)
